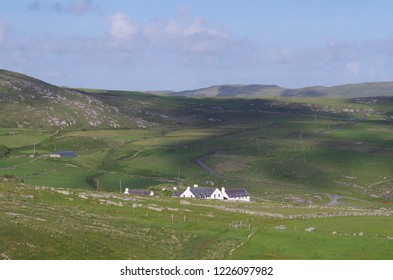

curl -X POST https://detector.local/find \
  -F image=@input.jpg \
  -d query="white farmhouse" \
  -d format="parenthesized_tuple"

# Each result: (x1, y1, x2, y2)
(221, 187, 250, 202)
(180, 185, 223, 200)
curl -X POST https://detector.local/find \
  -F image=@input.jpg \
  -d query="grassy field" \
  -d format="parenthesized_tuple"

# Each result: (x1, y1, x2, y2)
(1, 182, 393, 260)
(1, 95, 393, 259)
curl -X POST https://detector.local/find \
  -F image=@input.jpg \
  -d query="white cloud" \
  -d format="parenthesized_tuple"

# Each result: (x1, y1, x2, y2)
(108, 12, 138, 41)
(54, 0, 99, 15)
(104, 9, 260, 67)
(143, 9, 230, 55)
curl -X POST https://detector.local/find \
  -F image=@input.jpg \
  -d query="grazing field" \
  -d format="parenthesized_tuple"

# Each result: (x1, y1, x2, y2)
(1, 94, 393, 259)
(1, 183, 393, 260)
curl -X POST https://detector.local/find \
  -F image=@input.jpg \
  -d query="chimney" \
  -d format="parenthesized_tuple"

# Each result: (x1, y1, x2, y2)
(187, 186, 190, 191)
(124, 188, 129, 194)
(194, 184, 198, 188)
(221, 187, 225, 193)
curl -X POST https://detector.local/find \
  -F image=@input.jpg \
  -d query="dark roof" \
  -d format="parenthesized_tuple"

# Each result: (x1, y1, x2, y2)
(225, 188, 249, 198)
(189, 187, 216, 198)
(127, 189, 152, 196)
(172, 191, 182, 197)
(51, 151, 75, 157)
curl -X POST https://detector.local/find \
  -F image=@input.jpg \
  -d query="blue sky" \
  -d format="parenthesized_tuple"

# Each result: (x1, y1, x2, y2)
(1, 0, 393, 91)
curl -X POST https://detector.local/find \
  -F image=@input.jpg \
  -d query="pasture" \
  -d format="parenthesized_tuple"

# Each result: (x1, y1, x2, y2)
(1, 182, 393, 260)
(1, 96, 393, 259)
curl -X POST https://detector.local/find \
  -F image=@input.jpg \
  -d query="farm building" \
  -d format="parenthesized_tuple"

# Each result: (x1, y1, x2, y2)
(172, 191, 183, 197)
(124, 188, 154, 196)
(180, 185, 223, 200)
(221, 187, 250, 202)
(49, 151, 76, 158)
(176, 185, 251, 201)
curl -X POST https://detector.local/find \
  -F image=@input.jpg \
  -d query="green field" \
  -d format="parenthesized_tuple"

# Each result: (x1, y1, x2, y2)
(1, 183, 393, 260)
(1, 95, 393, 259)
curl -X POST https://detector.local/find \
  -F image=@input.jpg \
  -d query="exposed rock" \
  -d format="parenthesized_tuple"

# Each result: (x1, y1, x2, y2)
(274, 225, 286, 230)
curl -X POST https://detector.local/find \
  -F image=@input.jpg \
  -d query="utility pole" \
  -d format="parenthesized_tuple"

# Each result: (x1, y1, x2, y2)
(300, 132, 306, 164)
(120, 180, 122, 193)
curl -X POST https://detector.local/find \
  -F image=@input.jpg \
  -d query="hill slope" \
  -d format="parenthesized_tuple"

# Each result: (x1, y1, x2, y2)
(0, 70, 136, 129)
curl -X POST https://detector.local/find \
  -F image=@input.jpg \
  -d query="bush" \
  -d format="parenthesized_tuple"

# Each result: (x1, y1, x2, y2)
(0, 145, 10, 158)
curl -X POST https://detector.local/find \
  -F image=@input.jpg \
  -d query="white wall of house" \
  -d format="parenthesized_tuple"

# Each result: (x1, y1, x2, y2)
(210, 188, 224, 200)
(230, 196, 250, 202)
(180, 187, 195, 198)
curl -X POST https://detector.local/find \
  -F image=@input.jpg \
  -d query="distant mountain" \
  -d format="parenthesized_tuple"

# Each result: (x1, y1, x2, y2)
(175, 84, 284, 97)
(174, 82, 393, 98)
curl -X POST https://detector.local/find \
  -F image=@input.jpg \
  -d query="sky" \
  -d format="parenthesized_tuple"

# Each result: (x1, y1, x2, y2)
(1, 0, 393, 91)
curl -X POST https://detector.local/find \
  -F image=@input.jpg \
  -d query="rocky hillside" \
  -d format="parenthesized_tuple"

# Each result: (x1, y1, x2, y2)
(0, 70, 139, 129)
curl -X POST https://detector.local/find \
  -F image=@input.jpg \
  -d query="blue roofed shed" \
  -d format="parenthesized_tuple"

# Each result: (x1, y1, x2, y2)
(50, 151, 76, 158)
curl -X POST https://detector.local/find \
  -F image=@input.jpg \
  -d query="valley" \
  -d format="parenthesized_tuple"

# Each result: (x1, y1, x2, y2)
(1, 70, 393, 259)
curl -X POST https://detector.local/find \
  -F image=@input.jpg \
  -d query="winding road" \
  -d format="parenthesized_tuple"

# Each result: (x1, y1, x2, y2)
(196, 154, 222, 177)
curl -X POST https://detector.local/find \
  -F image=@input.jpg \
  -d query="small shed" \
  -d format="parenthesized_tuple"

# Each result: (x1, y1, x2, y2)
(50, 151, 76, 158)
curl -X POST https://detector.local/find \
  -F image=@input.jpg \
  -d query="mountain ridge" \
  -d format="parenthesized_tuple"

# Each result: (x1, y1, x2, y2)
(173, 82, 393, 98)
